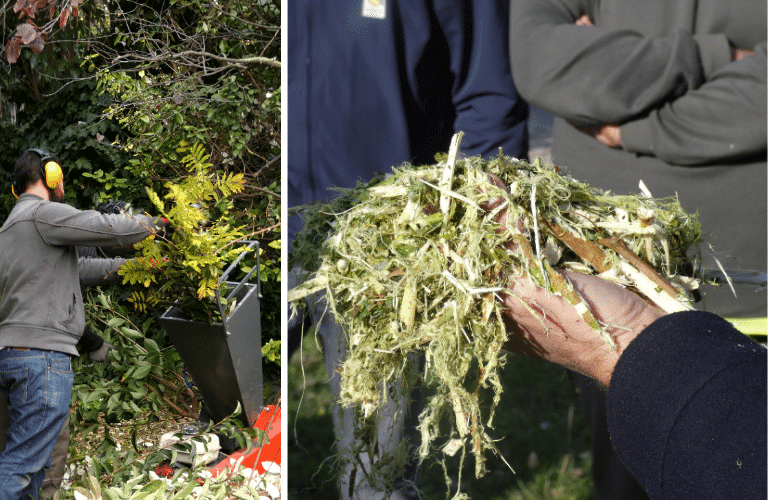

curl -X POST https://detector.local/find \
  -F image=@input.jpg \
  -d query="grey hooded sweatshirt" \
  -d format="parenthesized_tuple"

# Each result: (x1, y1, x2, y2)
(0, 193, 154, 355)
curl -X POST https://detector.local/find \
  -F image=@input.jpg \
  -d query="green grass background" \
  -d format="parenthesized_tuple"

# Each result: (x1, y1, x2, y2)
(288, 329, 597, 499)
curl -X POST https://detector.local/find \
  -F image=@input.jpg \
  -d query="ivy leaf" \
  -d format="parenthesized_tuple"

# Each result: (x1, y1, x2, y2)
(119, 326, 143, 340)
(103, 488, 122, 500)
(73, 487, 93, 500)
(127, 480, 166, 500)
(12, 0, 29, 14)
(107, 317, 125, 328)
(144, 338, 160, 355)
(29, 34, 44, 54)
(169, 480, 197, 500)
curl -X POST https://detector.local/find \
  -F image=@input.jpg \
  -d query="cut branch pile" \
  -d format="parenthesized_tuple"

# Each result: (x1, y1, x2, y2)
(289, 136, 703, 496)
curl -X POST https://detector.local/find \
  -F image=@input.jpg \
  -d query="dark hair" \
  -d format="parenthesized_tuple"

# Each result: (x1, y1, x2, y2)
(12, 149, 62, 195)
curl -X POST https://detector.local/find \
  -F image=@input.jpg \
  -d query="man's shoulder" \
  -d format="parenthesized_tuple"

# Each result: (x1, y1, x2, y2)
(30, 197, 84, 219)
(13, 196, 104, 232)
(3, 194, 47, 225)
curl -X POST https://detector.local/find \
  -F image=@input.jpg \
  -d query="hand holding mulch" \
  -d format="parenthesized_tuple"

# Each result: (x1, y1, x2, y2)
(288, 132, 705, 497)
(501, 270, 664, 387)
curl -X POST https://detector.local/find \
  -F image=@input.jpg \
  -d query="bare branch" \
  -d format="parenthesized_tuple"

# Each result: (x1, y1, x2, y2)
(112, 49, 280, 69)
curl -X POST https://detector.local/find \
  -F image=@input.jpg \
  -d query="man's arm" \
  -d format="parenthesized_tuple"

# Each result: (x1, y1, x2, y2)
(619, 42, 767, 165)
(34, 203, 156, 249)
(502, 272, 766, 498)
(78, 256, 127, 286)
(509, 0, 711, 126)
(435, 0, 529, 159)
(607, 311, 766, 499)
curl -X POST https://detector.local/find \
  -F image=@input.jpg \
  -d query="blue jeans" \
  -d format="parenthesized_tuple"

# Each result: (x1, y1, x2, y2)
(0, 349, 73, 500)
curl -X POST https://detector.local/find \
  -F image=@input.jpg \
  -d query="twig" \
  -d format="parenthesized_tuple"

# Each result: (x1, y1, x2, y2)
(440, 131, 464, 216)
(112, 50, 281, 68)
(150, 373, 200, 417)
(596, 238, 679, 298)
(541, 219, 611, 273)
(239, 184, 281, 200)
(213, 223, 281, 254)
(144, 382, 196, 419)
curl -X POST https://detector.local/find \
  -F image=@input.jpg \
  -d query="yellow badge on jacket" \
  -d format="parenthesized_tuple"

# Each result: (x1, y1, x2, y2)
(362, 0, 385, 19)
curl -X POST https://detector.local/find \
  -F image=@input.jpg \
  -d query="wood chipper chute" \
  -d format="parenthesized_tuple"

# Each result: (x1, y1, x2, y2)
(157, 240, 280, 473)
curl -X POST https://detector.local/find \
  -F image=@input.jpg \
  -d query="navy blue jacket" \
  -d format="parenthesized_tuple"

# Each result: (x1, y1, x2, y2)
(288, 0, 529, 240)
(608, 311, 767, 499)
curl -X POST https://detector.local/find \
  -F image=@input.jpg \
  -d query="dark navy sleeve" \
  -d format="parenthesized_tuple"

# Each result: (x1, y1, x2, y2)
(607, 311, 767, 499)
(433, 0, 529, 159)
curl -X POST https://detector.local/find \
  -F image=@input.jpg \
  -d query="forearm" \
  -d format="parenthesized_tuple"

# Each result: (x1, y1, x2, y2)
(607, 311, 767, 498)
(78, 256, 127, 285)
(620, 43, 767, 165)
(435, 0, 528, 159)
(509, 0, 706, 126)
(36, 206, 154, 248)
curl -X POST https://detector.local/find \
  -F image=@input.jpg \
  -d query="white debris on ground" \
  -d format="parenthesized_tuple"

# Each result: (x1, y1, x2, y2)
(62, 456, 282, 499)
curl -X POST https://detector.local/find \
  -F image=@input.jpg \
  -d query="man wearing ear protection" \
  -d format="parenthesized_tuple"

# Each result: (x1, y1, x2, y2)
(0, 149, 164, 499)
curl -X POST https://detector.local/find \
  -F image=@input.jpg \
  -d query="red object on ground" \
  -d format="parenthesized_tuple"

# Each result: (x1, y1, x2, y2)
(154, 461, 175, 478)
(209, 405, 281, 476)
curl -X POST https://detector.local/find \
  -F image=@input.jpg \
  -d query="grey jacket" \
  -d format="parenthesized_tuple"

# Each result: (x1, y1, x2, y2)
(0, 194, 154, 355)
(510, 0, 767, 318)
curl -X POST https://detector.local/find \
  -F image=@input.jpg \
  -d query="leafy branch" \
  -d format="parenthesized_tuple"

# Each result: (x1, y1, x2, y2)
(3, 0, 85, 63)
(119, 142, 250, 322)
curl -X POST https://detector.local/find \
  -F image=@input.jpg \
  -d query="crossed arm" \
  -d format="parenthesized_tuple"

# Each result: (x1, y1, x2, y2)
(509, 0, 766, 165)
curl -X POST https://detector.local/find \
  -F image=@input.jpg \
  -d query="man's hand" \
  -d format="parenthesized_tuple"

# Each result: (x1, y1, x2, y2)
(89, 341, 114, 363)
(501, 271, 664, 387)
(593, 124, 621, 147)
(570, 16, 627, 149)
(731, 45, 754, 62)
(572, 123, 622, 148)
(574, 14, 593, 27)
(479, 174, 662, 385)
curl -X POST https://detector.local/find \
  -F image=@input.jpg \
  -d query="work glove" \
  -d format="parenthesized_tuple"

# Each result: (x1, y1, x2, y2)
(96, 199, 133, 216)
(89, 341, 114, 364)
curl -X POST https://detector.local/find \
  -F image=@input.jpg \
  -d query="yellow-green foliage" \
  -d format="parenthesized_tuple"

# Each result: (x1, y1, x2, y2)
(119, 142, 247, 322)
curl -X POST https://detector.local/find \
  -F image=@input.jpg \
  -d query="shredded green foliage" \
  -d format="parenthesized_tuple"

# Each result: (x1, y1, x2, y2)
(289, 147, 702, 498)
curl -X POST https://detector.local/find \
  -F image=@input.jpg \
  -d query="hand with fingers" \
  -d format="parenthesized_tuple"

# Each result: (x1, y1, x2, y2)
(500, 270, 664, 387)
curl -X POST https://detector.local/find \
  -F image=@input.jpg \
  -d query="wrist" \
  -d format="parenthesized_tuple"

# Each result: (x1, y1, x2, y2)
(590, 350, 621, 388)
(591, 311, 663, 387)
